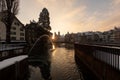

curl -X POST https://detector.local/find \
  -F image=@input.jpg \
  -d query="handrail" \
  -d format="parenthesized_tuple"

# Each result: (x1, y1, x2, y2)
(0, 43, 27, 61)
(75, 44, 120, 70)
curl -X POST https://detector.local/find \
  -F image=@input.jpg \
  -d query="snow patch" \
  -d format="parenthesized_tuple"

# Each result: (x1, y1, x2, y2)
(0, 55, 28, 70)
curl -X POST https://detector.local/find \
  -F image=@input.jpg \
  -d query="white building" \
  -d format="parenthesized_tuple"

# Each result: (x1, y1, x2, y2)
(110, 27, 120, 43)
(0, 12, 25, 42)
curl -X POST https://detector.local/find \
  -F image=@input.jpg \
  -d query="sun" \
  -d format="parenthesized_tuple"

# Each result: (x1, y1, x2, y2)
(52, 34, 55, 40)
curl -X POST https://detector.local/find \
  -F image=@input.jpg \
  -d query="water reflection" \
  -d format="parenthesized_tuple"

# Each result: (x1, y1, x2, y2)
(53, 43, 74, 49)
(28, 35, 52, 80)
(51, 43, 83, 80)
(28, 42, 83, 80)
(65, 43, 74, 49)
(52, 44, 55, 50)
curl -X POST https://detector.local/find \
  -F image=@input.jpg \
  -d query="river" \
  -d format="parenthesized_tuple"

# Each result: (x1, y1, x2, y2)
(28, 43, 84, 80)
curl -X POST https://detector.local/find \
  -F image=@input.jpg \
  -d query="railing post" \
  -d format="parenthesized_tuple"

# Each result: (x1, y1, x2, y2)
(15, 61, 19, 80)
(74, 44, 120, 80)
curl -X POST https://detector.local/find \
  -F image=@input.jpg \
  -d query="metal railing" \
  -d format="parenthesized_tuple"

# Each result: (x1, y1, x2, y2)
(0, 43, 27, 61)
(75, 44, 120, 71)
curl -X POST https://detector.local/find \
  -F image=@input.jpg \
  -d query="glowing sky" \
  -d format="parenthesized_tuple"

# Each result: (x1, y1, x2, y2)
(17, 0, 120, 34)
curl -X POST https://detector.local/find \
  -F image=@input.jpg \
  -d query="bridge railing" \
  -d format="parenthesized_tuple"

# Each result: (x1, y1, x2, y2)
(0, 43, 27, 61)
(75, 44, 120, 71)
(92, 45, 120, 70)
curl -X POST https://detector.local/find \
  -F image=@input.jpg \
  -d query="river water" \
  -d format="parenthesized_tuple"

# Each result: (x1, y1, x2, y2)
(28, 43, 84, 80)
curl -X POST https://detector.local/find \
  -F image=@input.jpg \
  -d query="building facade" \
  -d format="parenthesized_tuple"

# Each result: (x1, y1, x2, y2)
(0, 13, 25, 42)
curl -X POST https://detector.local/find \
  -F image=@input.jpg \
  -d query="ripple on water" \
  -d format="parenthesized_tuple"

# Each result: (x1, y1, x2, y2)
(29, 45, 84, 80)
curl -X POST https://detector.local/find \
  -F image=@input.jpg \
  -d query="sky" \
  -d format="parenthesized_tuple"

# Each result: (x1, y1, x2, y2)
(17, 0, 120, 34)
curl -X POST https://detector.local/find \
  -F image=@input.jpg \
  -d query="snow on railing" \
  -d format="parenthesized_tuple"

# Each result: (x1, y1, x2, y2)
(0, 55, 28, 70)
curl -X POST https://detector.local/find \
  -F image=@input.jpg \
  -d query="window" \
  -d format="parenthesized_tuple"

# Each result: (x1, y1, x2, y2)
(20, 33, 24, 36)
(11, 32, 16, 35)
(14, 22, 17, 25)
(17, 23, 19, 26)
(20, 37, 24, 40)
(12, 27, 16, 30)
(14, 22, 19, 26)
(20, 28, 24, 31)
(11, 37, 16, 40)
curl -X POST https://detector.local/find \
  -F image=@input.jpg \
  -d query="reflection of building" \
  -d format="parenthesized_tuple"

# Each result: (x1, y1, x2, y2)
(0, 12, 25, 42)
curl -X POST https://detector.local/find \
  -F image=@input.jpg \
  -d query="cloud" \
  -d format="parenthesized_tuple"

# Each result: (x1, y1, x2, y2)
(35, 0, 87, 34)
(98, 0, 120, 31)
(113, 0, 120, 5)
(38, 0, 120, 33)
(99, 14, 120, 31)
(17, 0, 120, 34)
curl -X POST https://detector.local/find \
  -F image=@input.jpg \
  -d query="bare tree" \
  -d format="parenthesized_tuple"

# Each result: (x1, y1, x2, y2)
(0, 0, 19, 43)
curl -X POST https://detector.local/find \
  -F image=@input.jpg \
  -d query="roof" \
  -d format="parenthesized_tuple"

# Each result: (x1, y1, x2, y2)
(0, 11, 24, 27)
(14, 16, 24, 27)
